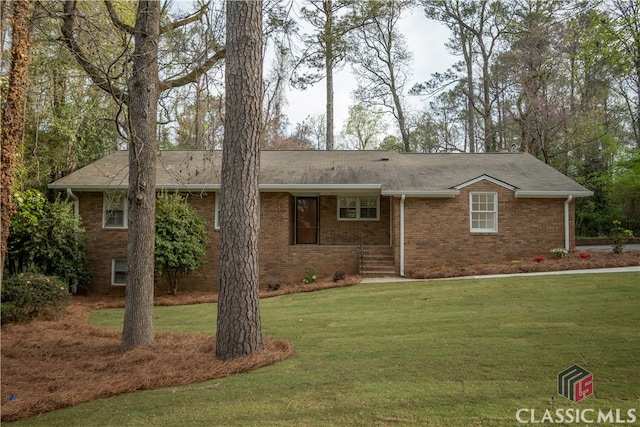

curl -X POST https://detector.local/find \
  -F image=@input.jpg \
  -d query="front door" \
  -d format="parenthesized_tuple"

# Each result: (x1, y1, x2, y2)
(296, 197, 318, 244)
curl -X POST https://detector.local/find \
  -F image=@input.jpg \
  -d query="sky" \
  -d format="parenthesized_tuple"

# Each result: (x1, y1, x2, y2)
(283, 5, 457, 141)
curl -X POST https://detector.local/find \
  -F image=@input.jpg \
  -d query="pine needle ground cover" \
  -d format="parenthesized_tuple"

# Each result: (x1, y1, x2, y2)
(5, 272, 640, 426)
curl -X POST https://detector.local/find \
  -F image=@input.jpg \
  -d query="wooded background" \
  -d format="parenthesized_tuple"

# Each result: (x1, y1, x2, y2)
(2, 0, 639, 237)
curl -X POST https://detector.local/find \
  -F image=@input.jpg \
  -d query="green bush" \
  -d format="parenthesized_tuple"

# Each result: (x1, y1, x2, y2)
(1, 273, 70, 324)
(6, 189, 92, 292)
(155, 192, 208, 294)
(303, 268, 318, 284)
(611, 220, 634, 254)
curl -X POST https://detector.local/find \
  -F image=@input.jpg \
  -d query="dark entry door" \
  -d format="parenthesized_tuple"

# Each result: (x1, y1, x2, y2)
(296, 197, 318, 244)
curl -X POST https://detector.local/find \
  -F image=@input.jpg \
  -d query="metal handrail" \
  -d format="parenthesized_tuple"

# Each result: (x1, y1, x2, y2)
(359, 230, 364, 273)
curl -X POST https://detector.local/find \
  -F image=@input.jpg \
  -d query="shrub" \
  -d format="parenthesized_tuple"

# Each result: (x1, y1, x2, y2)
(579, 252, 591, 259)
(155, 192, 208, 294)
(611, 220, 634, 254)
(1, 273, 70, 324)
(550, 248, 568, 258)
(332, 271, 346, 282)
(267, 282, 281, 291)
(303, 268, 318, 284)
(534, 255, 545, 263)
(7, 190, 92, 293)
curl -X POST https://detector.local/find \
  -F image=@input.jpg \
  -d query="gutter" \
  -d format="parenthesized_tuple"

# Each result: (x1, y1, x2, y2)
(383, 190, 458, 198)
(515, 190, 593, 198)
(49, 183, 383, 193)
(260, 183, 381, 192)
(400, 194, 405, 277)
(564, 195, 573, 252)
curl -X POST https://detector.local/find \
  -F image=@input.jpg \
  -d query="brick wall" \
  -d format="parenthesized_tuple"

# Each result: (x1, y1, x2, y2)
(78, 184, 575, 295)
(319, 195, 390, 245)
(78, 192, 369, 295)
(392, 180, 575, 276)
(257, 193, 375, 286)
(79, 193, 128, 296)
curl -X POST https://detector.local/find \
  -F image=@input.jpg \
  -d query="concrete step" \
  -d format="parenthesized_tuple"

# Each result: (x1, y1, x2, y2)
(360, 246, 395, 276)
(360, 269, 397, 278)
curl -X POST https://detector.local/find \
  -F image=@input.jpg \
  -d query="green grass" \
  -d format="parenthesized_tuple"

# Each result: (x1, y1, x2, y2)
(10, 272, 640, 426)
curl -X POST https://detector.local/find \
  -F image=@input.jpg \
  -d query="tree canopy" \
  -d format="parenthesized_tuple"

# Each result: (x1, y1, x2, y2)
(2, 0, 638, 238)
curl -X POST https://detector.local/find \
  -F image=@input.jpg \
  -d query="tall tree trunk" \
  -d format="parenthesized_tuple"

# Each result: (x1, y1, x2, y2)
(120, 0, 159, 352)
(216, 0, 263, 360)
(481, 55, 495, 151)
(1, 0, 32, 270)
(390, 76, 410, 152)
(461, 30, 475, 153)
(324, 0, 334, 150)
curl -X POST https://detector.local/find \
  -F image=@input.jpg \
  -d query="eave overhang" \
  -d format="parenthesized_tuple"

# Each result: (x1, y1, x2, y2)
(514, 190, 594, 198)
(48, 183, 384, 194)
(48, 184, 593, 199)
(382, 190, 459, 198)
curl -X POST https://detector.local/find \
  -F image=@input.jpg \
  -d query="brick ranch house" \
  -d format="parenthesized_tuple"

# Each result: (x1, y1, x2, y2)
(49, 150, 592, 295)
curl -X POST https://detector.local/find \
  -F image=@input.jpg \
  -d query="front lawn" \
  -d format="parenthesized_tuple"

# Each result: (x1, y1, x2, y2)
(5, 272, 640, 426)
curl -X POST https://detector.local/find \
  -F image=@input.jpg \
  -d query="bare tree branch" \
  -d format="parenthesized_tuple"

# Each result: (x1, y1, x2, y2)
(61, 0, 224, 107)
(159, 48, 225, 91)
(160, 1, 209, 34)
(60, 0, 129, 103)
(103, 0, 134, 35)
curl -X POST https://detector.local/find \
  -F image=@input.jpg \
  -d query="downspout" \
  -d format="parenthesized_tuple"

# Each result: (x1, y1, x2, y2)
(66, 188, 80, 294)
(564, 195, 573, 252)
(400, 194, 405, 277)
(67, 188, 79, 217)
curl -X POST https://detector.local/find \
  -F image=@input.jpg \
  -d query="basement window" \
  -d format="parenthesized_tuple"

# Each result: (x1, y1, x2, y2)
(470, 192, 498, 233)
(112, 258, 127, 286)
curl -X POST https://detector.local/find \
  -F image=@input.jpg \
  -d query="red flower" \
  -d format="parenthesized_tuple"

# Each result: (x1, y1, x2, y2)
(579, 252, 591, 259)
(534, 255, 545, 262)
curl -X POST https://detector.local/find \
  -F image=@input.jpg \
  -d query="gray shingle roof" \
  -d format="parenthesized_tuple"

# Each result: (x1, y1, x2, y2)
(49, 150, 593, 198)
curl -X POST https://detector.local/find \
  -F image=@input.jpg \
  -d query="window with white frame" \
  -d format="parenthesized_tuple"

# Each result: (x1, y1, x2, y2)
(112, 258, 127, 286)
(103, 192, 128, 228)
(470, 192, 498, 232)
(338, 196, 379, 220)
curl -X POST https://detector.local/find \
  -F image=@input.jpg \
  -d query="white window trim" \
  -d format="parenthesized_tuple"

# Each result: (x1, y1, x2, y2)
(469, 192, 498, 233)
(111, 258, 127, 286)
(103, 192, 128, 229)
(337, 196, 380, 221)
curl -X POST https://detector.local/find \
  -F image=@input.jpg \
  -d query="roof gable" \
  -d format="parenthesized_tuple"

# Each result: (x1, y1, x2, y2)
(453, 175, 517, 191)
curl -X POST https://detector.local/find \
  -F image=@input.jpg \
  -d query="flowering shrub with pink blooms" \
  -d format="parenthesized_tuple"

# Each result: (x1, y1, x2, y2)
(534, 255, 545, 263)
(579, 252, 591, 259)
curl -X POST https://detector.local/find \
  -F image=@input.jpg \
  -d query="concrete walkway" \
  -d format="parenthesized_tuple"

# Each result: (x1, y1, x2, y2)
(361, 265, 639, 284)
(576, 244, 640, 252)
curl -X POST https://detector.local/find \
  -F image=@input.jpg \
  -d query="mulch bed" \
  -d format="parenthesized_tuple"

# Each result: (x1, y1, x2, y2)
(0, 304, 293, 422)
(408, 250, 640, 279)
